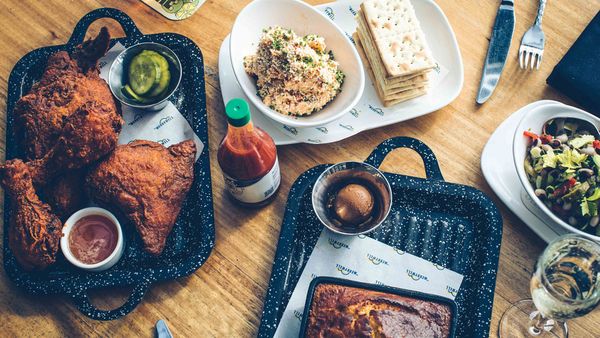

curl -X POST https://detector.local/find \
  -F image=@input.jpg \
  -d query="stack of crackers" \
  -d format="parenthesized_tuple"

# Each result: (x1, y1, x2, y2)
(355, 0, 435, 107)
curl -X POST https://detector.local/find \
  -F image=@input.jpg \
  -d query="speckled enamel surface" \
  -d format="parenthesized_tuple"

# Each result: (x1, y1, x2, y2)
(3, 8, 215, 321)
(258, 137, 503, 338)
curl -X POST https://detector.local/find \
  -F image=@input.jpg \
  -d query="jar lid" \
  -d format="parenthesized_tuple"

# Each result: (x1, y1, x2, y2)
(225, 98, 251, 127)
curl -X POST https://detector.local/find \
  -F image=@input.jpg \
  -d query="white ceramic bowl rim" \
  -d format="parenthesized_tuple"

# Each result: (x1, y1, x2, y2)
(229, 0, 365, 128)
(512, 103, 600, 241)
(60, 207, 124, 269)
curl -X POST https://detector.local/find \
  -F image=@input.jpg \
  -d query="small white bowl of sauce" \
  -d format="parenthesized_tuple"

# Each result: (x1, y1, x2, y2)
(61, 207, 124, 272)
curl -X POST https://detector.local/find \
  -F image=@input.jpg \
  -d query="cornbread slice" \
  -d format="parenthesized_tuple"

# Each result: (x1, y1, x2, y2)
(361, 0, 435, 77)
(305, 283, 453, 337)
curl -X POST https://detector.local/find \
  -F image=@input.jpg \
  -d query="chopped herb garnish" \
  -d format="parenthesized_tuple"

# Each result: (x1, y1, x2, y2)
(335, 70, 345, 84)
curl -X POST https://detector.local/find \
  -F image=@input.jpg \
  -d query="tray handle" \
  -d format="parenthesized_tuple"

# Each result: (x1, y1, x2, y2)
(67, 8, 142, 47)
(70, 279, 151, 321)
(364, 136, 444, 181)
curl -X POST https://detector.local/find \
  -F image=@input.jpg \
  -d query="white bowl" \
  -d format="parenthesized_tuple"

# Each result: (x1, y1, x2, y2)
(512, 103, 600, 241)
(229, 0, 365, 128)
(61, 207, 124, 272)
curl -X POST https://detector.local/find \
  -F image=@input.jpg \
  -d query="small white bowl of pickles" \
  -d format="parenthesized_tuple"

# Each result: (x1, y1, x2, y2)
(109, 42, 182, 111)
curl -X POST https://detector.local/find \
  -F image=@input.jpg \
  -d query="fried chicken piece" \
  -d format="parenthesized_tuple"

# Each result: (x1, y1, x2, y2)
(0, 28, 121, 270)
(8, 27, 122, 216)
(25, 100, 122, 185)
(42, 170, 86, 220)
(15, 28, 117, 161)
(72, 27, 112, 72)
(0, 160, 62, 271)
(86, 140, 196, 255)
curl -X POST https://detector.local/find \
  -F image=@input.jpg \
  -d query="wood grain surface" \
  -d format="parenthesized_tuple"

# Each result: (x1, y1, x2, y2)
(1, 0, 599, 337)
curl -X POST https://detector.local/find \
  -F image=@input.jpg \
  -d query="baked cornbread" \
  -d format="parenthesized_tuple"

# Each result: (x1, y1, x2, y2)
(305, 283, 452, 338)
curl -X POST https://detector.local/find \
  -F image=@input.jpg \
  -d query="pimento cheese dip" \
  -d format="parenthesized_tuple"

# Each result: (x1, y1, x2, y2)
(244, 26, 345, 116)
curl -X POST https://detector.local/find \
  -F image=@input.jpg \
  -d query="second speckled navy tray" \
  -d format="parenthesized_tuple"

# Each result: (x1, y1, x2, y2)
(3, 9, 214, 320)
(258, 137, 503, 338)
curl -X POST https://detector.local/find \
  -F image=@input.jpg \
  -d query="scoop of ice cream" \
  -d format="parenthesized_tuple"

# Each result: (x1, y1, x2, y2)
(334, 183, 374, 225)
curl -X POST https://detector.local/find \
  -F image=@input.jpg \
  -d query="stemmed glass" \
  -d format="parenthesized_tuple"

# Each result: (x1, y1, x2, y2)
(499, 234, 600, 337)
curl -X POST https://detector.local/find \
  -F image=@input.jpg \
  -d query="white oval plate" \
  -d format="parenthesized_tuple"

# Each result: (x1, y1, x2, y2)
(220, 0, 463, 144)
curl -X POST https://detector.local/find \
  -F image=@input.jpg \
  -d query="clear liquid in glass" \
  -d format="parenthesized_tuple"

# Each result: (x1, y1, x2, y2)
(531, 238, 600, 320)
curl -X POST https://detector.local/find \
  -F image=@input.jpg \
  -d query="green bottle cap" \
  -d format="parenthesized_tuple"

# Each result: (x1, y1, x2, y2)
(225, 98, 251, 127)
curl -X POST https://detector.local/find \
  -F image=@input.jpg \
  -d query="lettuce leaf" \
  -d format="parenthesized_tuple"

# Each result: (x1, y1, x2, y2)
(542, 151, 557, 168)
(593, 155, 600, 169)
(569, 135, 595, 149)
(582, 197, 599, 217)
(582, 198, 590, 216)
(557, 149, 588, 169)
(590, 201, 598, 217)
(589, 188, 600, 202)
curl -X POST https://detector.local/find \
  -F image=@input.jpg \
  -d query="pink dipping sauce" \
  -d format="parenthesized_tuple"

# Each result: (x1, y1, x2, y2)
(68, 215, 118, 264)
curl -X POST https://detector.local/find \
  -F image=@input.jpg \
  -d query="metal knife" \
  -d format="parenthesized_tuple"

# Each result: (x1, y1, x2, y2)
(156, 319, 174, 338)
(476, 0, 515, 104)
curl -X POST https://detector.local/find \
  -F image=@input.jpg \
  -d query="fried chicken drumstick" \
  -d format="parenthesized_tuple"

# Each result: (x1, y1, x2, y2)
(86, 140, 196, 255)
(0, 28, 122, 270)
(1, 161, 62, 271)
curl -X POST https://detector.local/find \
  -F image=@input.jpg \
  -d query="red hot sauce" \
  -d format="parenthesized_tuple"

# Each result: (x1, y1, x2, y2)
(218, 98, 280, 206)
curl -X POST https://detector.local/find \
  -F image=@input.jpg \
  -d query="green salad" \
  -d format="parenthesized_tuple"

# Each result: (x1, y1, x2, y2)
(524, 119, 600, 235)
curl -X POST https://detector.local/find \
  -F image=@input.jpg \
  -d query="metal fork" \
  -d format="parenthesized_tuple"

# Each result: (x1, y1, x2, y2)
(519, 0, 547, 69)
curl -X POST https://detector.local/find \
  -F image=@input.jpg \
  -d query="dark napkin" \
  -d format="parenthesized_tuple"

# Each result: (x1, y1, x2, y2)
(547, 11, 600, 114)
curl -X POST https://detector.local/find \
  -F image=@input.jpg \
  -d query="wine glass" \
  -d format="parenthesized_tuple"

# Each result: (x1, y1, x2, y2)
(499, 234, 600, 337)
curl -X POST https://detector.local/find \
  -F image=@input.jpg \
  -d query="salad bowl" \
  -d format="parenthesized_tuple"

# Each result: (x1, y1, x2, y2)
(229, 0, 365, 128)
(513, 103, 600, 241)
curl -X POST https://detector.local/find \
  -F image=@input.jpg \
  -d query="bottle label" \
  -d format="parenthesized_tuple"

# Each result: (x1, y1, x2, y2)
(223, 158, 281, 204)
(140, 0, 205, 20)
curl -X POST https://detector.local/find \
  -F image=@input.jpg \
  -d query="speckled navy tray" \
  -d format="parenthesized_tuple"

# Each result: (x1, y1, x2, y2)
(3, 8, 214, 320)
(258, 137, 503, 338)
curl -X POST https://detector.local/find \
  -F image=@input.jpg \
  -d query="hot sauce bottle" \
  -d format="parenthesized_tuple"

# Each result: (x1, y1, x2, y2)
(218, 98, 281, 206)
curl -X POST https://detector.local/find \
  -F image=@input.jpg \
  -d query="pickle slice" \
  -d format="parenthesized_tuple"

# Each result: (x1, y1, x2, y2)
(128, 53, 161, 95)
(140, 50, 171, 98)
(122, 84, 153, 103)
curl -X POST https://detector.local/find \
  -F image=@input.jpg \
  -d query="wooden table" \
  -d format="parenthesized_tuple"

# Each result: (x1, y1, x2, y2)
(1, 0, 599, 336)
